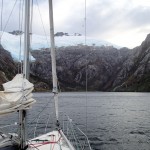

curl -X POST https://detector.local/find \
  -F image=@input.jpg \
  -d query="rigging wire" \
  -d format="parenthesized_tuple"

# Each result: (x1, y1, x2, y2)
(20, 0, 25, 74)
(29, 0, 33, 55)
(28, 96, 54, 137)
(0, 0, 18, 39)
(27, 95, 54, 126)
(0, 0, 3, 31)
(84, 0, 88, 135)
(44, 112, 51, 133)
(28, 0, 33, 68)
(35, 0, 49, 47)
(18, 0, 21, 71)
(27, 140, 40, 150)
(27, 0, 58, 138)
(18, 0, 24, 73)
(0, 0, 3, 44)
(84, 0, 87, 46)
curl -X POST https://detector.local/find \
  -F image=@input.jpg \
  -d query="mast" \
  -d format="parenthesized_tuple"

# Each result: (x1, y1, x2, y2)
(48, 0, 59, 126)
(24, 0, 30, 79)
(20, 0, 30, 149)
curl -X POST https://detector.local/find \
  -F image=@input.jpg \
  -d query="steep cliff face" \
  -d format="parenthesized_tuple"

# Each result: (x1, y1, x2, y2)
(0, 45, 17, 90)
(31, 46, 129, 91)
(113, 34, 150, 91)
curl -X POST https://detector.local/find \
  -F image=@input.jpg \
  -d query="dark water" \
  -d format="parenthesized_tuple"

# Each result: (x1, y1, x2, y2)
(1, 92, 150, 150)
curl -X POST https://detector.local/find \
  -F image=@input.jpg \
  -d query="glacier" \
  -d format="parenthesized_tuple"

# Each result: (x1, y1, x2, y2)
(0, 31, 119, 61)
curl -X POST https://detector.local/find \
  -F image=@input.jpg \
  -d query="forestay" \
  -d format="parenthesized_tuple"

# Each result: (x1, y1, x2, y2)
(0, 74, 36, 115)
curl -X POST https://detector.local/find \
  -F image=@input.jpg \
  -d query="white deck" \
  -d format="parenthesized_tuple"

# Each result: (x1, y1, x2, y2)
(27, 130, 71, 150)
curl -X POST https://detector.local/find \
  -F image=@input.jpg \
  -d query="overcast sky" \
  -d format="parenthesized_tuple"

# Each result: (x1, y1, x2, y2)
(1, 0, 150, 48)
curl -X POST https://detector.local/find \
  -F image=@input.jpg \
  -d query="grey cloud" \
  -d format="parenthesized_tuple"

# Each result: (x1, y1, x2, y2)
(1, 0, 150, 48)
(62, 0, 150, 40)
(0, 0, 24, 32)
(126, 7, 150, 27)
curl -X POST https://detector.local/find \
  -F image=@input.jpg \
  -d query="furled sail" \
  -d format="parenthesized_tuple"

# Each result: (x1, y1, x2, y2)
(0, 74, 36, 115)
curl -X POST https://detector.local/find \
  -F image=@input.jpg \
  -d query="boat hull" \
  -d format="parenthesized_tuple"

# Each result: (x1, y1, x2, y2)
(27, 130, 72, 150)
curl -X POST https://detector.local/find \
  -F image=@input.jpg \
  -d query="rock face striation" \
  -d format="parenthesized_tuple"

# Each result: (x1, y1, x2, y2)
(31, 46, 129, 91)
(1, 34, 150, 91)
(113, 34, 150, 91)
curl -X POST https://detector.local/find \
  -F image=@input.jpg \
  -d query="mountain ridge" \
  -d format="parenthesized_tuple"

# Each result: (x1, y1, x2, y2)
(0, 33, 150, 91)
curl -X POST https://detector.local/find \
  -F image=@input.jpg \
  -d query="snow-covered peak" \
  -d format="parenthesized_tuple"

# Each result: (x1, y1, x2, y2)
(0, 31, 119, 60)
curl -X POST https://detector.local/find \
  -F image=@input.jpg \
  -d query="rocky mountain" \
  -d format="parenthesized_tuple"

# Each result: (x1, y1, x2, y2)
(1, 34, 150, 92)
(9, 30, 23, 35)
(30, 45, 129, 91)
(113, 34, 150, 91)
(0, 45, 17, 90)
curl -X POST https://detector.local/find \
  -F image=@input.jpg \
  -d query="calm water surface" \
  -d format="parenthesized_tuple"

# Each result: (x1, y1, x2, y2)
(1, 92, 150, 150)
